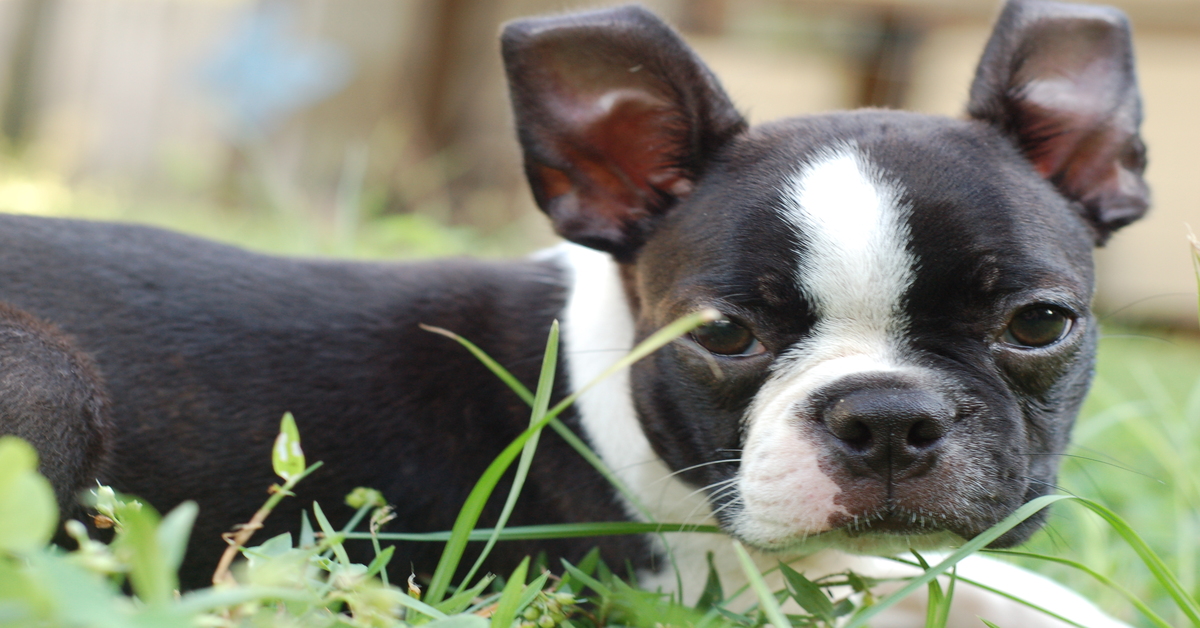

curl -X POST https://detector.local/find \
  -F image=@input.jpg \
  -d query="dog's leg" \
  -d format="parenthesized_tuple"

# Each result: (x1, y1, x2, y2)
(0, 302, 110, 519)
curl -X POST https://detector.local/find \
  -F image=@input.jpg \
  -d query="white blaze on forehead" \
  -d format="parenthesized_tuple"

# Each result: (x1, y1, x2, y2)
(733, 146, 920, 547)
(782, 145, 916, 331)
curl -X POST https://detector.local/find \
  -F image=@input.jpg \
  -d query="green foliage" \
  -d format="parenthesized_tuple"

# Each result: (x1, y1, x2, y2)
(0, 437, 56, 553)
(273, 412, 306, 482)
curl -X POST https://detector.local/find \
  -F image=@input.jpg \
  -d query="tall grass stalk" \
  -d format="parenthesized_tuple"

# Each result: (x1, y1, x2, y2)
(421, 309, 719, 604)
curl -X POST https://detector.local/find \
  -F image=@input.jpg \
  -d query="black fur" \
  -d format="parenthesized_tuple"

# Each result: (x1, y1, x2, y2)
(0, 302, 110, 517)
(0, 215, 648, 588)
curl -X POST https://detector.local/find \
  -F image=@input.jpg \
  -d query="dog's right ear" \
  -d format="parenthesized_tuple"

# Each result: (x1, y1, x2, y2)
(502, 5, 746, 260)
(968, 0, 1148, 244)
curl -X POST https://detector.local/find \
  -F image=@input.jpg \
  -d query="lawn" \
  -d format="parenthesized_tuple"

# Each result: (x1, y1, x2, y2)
(1021, 326, 1200, 626)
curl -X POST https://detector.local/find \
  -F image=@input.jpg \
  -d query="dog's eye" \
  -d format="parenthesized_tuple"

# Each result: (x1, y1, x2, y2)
(1003, 305, 1073, 348)
(691, 318, 762, 356)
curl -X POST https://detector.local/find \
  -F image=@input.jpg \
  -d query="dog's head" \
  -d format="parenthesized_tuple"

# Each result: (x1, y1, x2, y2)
(502, 1, 1147, 553)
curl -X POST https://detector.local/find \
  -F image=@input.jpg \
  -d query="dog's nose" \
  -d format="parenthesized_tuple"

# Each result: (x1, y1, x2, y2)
(821, 388, 952, 477)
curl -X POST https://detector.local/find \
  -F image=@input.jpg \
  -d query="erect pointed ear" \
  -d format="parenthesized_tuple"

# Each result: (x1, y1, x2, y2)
(502, 5, 746, 259)
(968, 0, 1148, 244)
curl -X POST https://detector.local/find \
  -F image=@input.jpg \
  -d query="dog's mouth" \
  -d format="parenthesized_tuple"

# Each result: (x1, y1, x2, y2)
(834, 506, 957, 537)
(724, 493, 1011, 554)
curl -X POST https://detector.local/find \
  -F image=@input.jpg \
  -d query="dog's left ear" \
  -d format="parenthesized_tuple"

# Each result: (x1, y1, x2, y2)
(502, 6, 746, 259)
(969, 0, 1148, 244)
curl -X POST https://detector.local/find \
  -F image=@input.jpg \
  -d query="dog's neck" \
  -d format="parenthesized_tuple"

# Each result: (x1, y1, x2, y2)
(556, 244, 708, 526)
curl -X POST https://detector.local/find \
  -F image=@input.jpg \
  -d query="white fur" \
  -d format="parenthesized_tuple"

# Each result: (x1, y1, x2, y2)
(782, 145, 915, 331)
(556, 243, 744, 597)
(551, 242, 1132, 627)
(735, 147, 926, 547)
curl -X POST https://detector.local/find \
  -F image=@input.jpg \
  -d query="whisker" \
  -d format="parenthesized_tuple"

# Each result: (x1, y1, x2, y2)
(1021, 476, 1074, 496)
(680, 481, 742, 522)
(1023, 452, 1164, 483)
(650, 458, 741, 487)
(707, 494, 743, 520)
(1100, 294, 1195, 326)
(680, 477, 738, 503)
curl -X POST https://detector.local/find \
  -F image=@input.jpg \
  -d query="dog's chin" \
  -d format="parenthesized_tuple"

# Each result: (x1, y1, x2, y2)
(729, 509, 974, 556)
(737, 526, 968, 557)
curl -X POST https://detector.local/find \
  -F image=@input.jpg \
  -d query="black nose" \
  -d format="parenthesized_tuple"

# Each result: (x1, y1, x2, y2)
(821, 388, 952, 477)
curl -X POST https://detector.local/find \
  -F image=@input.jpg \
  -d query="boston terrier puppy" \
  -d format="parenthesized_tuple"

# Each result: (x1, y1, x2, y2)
(0, 1, 1145, 625)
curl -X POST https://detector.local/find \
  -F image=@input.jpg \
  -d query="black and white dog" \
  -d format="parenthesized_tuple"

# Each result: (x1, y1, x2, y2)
(0, 1, 1146, 625)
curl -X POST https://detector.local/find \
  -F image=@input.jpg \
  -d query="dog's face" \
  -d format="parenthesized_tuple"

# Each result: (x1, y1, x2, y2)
(629, 116, 1100, 553)
(503, 1, 1147, 553)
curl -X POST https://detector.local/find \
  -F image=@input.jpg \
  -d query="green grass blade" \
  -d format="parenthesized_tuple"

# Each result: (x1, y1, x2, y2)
(175, 586, 323, 613)
(347, 521, 722, 542)
(544, 309, 719, 425)
(420, 324, 535, 405)
(911, 552, 945, 628)
(423, 321, 655, 521)
(459, 322, 559, 589)
(986, 549, 1172, 628)
(395, 589, 451, 621)
(560, 559, 612, 597)
(437, 574, 497, 615)
(884, 555, 1087, 628)
(424, 312, 717, 604)
(516, 571, 552, 613)
(490, 557, 530, 628)
(537, 308, 717, 601)
(311, 501, 350, 566)
(365, 544, 395, 580)
(421, 419, 563, 604)
(1073, 497, 1200, 626)
(844, 494, 1071, 628)
(871, 494, 1200, 628)
(732, 540, 790, 628)
(779, 562, 834, 623)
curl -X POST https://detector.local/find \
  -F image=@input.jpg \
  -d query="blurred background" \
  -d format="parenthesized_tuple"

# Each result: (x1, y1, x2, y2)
(0, 0, 1195, 328)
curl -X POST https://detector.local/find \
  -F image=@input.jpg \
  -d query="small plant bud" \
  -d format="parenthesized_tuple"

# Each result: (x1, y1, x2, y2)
(408, 573, 422, 600)
(345, 487, 387, 509)
(64, 519, 88, 540)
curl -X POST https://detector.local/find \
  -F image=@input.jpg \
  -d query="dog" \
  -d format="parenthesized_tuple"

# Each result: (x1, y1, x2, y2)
(0, 1, 1146, 625)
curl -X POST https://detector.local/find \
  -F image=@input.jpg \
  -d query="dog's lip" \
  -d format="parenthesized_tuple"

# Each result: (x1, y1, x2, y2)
(834, 507, 959, 537)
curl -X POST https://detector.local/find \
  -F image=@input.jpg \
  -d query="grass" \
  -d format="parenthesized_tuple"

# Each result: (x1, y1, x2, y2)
(0, 167, 1198, 626)
(1019, 326, 1200, 626)
(0, 161, 539, 260)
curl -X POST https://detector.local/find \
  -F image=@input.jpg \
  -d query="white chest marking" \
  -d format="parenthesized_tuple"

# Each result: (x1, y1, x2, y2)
(556, 244, 716, 521)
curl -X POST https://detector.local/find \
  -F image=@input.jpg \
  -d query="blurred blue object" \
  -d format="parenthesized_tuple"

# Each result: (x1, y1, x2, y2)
(202, 1, 353, 137)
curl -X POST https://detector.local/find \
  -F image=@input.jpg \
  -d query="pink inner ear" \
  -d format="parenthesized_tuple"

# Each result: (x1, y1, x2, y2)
(542, 81, 693, 218)
(1008, 16, 1146, 211)
(1020, 99, 1138, 204)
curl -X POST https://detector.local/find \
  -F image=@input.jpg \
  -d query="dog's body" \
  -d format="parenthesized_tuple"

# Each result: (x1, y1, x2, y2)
(0, 1, 1148, 626)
